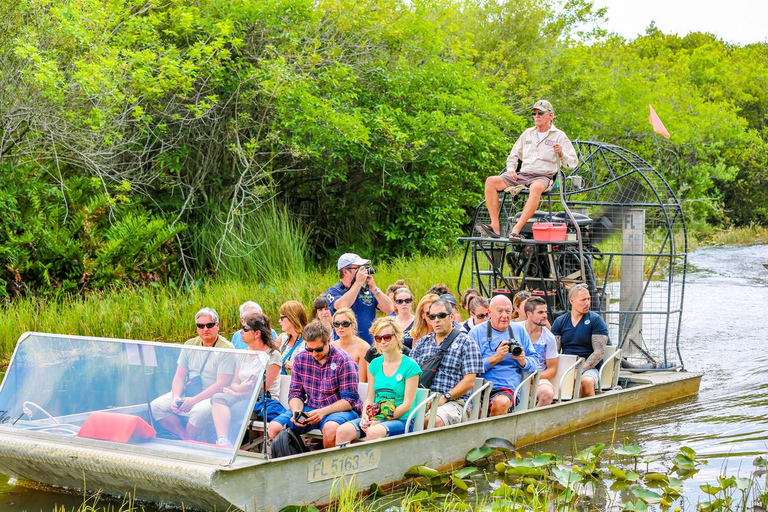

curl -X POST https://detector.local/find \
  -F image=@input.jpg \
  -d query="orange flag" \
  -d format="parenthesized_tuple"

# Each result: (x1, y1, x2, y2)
(648, 104, 670, 139)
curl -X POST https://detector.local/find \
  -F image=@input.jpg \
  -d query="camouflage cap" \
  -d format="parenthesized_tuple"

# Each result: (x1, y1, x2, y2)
(531, 99, 554, 114)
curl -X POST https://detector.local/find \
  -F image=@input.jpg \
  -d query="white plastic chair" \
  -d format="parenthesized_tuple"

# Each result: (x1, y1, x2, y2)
(552, 354, 584, 401)
(405, 388, 439, 433)
(513, 370, 540, 412)
(462, 377, 492, 421)
(598, 346, 622, 392)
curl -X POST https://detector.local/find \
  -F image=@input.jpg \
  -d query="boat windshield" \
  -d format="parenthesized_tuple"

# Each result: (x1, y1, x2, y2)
(0, 332, 265, 465)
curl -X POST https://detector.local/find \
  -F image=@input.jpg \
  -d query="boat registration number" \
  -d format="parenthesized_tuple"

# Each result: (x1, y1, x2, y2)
(307, 448, 381, 483)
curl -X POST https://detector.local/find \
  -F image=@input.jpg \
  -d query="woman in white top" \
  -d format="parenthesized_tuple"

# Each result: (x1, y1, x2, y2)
(211, 312, 282, 446)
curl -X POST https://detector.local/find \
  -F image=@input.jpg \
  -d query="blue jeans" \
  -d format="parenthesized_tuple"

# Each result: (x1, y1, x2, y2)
(347, 417, 414, 439)
(272, 406, 359, 434)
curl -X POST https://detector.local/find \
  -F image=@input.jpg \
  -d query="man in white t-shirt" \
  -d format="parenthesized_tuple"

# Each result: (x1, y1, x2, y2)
(519, 297, 559, 407)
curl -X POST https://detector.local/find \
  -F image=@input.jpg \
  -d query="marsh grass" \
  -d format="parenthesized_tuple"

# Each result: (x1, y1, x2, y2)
(0, 252, 466, 361)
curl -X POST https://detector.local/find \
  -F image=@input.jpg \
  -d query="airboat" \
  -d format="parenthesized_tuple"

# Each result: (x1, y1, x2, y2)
(0, 142, 700, 511)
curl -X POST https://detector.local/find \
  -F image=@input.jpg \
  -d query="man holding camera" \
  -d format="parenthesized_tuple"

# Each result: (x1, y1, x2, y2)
(268, 320, 360, 448)
(326, 253, 395, 345)
(469, 295, 538, 416)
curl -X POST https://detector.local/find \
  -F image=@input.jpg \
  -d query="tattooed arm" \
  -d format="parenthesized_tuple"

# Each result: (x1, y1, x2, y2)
(584, 335, 608, 371)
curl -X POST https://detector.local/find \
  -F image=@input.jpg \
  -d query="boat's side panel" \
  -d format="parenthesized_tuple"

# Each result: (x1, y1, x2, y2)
(216, 372, 701, 511)
(0, 435, 229, 511)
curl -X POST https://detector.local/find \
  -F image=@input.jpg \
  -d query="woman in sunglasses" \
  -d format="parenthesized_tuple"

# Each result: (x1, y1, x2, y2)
(211, 312, 285, 446)
(410, 293, 439, 349)
(331, 307, 369, 365)
(277, 300, 308, 375)
(393, 287, 415, 349)
(336, 317, 421, 445)
(462, 296, 490, 333)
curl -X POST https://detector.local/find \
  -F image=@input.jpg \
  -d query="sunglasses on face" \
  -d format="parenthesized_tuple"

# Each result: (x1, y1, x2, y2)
(279, 315, 288, 321)
(196, 322, 216, 329)
(333, 321, 353, 328)
(304, 345, 325, 353)
(395, 298, 413, 305)
(374, 334, 394, 343)
(532, 111, 548, 116)
(516, 291, 532, 299)
(428, 312, 450, 320)
(474, 313, 488, 320)
(242, 325, 252, 332)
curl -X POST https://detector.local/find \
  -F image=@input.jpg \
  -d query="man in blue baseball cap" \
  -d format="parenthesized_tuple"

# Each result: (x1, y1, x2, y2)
(325, 253, 395, 345)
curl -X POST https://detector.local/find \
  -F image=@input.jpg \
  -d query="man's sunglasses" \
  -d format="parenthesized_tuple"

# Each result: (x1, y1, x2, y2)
(304, 345, 325, 353)
(474, 313, 488, 320)
(428, 312, 450, 320)
(395, 298, 413, 305)
(532, 111, 548, 116)
(374, 334, 394, 343)
(196, 322, 216, 329)
(333, 321, 353, 328)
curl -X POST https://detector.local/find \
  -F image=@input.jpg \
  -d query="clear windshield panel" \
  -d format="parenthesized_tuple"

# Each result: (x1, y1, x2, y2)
(0, 332, 265, 465)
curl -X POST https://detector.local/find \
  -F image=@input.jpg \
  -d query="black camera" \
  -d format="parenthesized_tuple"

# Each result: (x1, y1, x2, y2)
(366, 266, 376, 275)
(506, 341, 523, 357)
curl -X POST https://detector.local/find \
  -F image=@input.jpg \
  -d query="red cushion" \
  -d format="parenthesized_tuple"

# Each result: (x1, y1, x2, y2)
(77, 412, 156, 443)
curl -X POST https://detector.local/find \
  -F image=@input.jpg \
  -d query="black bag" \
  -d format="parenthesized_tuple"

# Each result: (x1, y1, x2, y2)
(418, 328, 461, 389)
(183, 350, 213, 398)
(271, 428, 309, 458)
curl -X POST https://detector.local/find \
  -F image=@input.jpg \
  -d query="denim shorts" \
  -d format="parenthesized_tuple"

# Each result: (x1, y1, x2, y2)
(272, 407, 359, 434)
(582, 368, 599, 390)
(347, 417, 414, 439)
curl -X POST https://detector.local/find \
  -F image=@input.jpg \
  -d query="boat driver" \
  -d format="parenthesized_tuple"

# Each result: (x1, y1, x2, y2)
(150, 307, 236, 440)
(480, 99, 578, 241)
(469, 295, 538, 416)
(551, 284, 609, 397)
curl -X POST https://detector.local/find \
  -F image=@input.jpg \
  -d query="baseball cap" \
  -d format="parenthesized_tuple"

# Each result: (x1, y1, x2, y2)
(531, 100, 554, 114)
(439, 293, 458, 308)
(337, 253, 371, 270)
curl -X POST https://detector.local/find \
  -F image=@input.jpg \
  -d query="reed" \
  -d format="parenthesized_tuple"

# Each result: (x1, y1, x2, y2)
(0, 252, 467, 361)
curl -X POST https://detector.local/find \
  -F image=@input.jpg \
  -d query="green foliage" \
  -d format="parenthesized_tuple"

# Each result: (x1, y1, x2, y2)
(0, 165, 182, 298)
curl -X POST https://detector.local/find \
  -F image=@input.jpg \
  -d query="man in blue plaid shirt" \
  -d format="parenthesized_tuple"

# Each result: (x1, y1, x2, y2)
(268, 320, 361, 448)
(411, 298, 484, 427)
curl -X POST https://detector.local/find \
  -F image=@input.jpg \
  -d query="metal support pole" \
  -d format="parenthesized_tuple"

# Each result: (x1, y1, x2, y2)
(619, 209, 645, 352)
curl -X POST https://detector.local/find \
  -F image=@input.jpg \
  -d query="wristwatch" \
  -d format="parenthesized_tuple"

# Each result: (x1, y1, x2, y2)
(443, 392, 452, 401)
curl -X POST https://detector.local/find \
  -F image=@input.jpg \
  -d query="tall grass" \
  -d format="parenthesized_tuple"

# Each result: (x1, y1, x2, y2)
(0, 252, 467, 362)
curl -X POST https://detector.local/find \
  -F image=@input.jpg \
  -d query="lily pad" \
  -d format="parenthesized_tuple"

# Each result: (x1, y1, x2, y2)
(736, 477, 752, 491)
(453, 467, 478, 479)
(608, 465, 627, 480)
(450, 475, 469, 491)
(700, 484, 721, 495)
(404, 465, 441, 478)
(679, 446, 696, 460)
(644, 473, 670, 483)
(632, 488, 663, 504)
(483, 437, 515, 455)
(615, 445, 643, 457)
(466, 446, 497, 463)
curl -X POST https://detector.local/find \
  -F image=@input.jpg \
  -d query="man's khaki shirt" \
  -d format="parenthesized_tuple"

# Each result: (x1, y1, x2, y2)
(505, 124, 578, 178)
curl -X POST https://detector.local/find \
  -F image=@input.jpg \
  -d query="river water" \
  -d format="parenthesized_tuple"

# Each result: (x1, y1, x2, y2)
(1, 244, 767, 510)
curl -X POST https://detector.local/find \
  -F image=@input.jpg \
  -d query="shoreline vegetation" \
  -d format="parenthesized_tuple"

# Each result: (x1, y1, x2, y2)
(1, 224, 766, 364)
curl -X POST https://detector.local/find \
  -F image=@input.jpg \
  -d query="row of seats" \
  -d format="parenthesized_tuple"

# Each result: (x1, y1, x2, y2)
(247, 347, 623, 446)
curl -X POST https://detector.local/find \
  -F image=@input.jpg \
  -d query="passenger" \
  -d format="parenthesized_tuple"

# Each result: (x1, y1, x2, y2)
(511, 291, 532, 321)
(551, 284, 608, 398)
(519, 297, 558, 407)
(411, 299, 483, 427)
(230, 301, 278, 350)
(409, 293, 439, 348)
(331, 307, 369, 365)
(460, 288, 481, 314)
(335, 317, 421, 445)
(268, 321, 360, 448)
(386, 279, 406, 306)
(326, 253, 395, 345)
(392, 287, 415, 349)
(211, 312, 284, 446)
(150, 307, 235, 440)
(439, 293, 463, 329)
(426, 283, 451, 296)
(462, 296, 490, 333)
(427, 284, 463, 322)
(309, 295, 333, 330)
(480, 99, 578, 241)
(469, 296, 537, 416)
(277, 300, 308, 375)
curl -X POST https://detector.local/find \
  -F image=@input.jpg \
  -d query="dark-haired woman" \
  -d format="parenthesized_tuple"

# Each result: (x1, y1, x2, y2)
(211, 312, 284, 447)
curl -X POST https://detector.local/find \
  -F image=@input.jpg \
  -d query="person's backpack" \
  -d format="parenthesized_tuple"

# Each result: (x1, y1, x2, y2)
(270, 428, 309, 458)
(418, 328, 461, 389)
